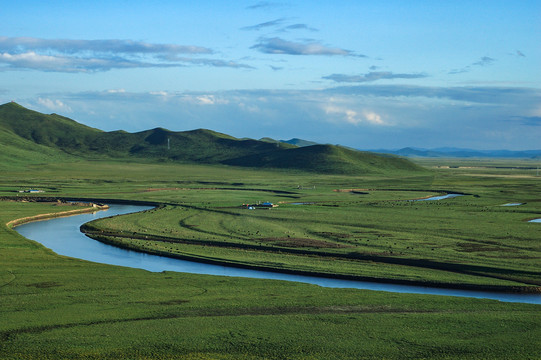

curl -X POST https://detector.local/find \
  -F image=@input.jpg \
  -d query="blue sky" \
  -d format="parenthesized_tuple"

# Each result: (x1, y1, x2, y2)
(1, 1, 540, 150)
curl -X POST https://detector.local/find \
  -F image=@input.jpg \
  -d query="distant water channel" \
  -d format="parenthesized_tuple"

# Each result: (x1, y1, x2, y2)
(14, 204, 541, 304)
(415, 194, 463, 201)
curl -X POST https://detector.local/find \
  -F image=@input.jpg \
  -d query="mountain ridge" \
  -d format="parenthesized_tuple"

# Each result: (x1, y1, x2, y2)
(264, 133, 540, 159)
(372, 146, 541, 159)
(0, 102, 425, 174)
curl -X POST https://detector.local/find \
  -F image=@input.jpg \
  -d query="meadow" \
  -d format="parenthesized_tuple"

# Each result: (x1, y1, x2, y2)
(74, 160, 541, 290)
(0, 158, 540, 359)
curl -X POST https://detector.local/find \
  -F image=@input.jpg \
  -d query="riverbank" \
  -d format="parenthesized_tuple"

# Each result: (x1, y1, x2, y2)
(6, 202, 109, 228)
(3, 196, 162, 229)
(12, 203, 540, 304)
(8, 195, 540, 295)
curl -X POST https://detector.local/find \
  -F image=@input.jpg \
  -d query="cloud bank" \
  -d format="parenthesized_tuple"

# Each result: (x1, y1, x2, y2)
(252, 37, 362, 56)
(0, 37, 250, 72)
(25, 84, 540, 150)
(323, 72, 427, 83)
(0, 37, 211, 55)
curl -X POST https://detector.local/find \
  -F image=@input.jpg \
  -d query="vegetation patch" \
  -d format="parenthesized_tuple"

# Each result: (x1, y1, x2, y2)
(258, 237, 350, 248)
(457, 242, 518, 253)
(26, 281, 62, 288)
(316, 231, 354, 239)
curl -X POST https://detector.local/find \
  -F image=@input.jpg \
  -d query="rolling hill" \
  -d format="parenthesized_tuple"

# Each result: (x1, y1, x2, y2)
(0, 102, 425, 174)
(224, 144, 424, 174)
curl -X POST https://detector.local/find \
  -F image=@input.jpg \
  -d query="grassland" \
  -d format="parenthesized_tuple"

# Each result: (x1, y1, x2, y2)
(0, 158, 540, 359)
(67, 160, 541, 291)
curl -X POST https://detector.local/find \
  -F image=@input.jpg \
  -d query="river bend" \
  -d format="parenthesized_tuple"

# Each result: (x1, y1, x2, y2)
(14, 204, 541, 304)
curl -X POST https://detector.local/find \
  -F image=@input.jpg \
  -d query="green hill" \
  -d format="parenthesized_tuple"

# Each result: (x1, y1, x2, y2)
(0, 126, 74, 168)
(0, 102, 293, 164)
(0, 102, 425, 174)
(0, 102, 102, 151)
(224, 144, 425, 174)
(0, 103, 84, 167)
(123, 128, 296, 163)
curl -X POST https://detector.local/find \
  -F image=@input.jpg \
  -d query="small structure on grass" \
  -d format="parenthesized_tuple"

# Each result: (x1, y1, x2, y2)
(18, 189, 44, 193)
(241, 202, 278, 210)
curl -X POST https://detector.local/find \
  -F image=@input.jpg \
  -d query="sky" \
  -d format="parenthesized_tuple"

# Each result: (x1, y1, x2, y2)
(1, 1, 540, 150)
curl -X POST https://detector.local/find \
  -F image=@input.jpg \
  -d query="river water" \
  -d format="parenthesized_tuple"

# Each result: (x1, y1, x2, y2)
(415, 194, 463, 201)
(14, 204, 541, 304)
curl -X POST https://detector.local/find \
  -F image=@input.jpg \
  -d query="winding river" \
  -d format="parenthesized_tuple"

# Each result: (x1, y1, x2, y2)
(14, 204, 541, 304)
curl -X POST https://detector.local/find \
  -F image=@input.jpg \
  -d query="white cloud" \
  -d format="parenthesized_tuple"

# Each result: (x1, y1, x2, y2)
(180, 94, 230, 105)
(362, 111, 384, 125)
(149, 91, 172, 98)
(196, 95, 216, 105)
(41, 84, 541, 149)
(107, 89, 126, 94)
(238, 102, 261, 113)
(37, 97, 72, 112)
(324, 72, 427, 83)
(0, 37, 251, 72)
(1, 51, 66, 70)
(0, 51, 170, 72)
(323, 105, 386, 126)
(0, 37, 212, 55)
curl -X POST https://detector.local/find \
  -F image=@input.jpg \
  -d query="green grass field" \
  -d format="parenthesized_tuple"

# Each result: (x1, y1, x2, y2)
(1, 158, 540, 359)
(70, 160, 541, 290)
